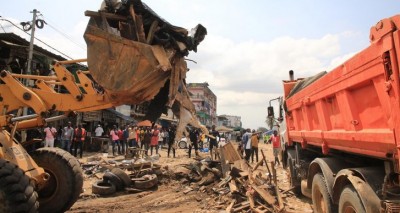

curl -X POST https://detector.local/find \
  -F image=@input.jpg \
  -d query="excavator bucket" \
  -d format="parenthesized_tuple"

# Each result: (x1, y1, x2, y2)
(84, 15, 172, 104)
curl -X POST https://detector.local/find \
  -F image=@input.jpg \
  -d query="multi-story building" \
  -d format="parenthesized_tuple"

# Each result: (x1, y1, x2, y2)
(187, 82, 217, 127)
(217, 114, 242, 128)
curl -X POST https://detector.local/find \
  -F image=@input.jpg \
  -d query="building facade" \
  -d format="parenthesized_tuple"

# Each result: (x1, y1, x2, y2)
(217, 114, 242, 128)
(187, 82, 217, 127)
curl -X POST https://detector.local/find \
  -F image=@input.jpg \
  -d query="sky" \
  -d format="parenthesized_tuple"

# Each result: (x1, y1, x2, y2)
(1, 1, 399, 129)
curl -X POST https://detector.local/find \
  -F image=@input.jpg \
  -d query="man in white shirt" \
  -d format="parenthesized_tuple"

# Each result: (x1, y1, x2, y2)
(44, 124, 57, 147)
(95, 124, 104, 137)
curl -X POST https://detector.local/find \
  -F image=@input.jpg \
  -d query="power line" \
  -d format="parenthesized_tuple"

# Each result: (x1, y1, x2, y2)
(39, 14, 87, 51)
(0, 18, 73, 59)
(0, 23, 6, 33)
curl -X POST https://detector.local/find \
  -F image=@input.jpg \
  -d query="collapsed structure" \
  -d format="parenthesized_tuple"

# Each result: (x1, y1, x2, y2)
(0, 0, 208, 211)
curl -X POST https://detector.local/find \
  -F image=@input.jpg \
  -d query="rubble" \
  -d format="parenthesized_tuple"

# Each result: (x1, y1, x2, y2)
(168, 143, 288, 213)
(79, 142, 291, 212)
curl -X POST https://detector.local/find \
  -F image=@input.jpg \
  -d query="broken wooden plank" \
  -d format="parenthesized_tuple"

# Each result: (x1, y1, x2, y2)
(217, 175, 232, 188)
(229, 179, 238, 193)
(226, 200, 235, 213)
(220, 148, 231, 178)
(85, 10, 127, 21)
(146, 20, 159, 44)
(239, 171, 249, 177)
(252, 159, 264, 171)
(260, 149, 272, 184)
(271, 161, 285, 212)
(246, 191, 255, 209)
(220, 142, 242, 163)
(251, 184, 276, 206)
(232, 201, 250, 212)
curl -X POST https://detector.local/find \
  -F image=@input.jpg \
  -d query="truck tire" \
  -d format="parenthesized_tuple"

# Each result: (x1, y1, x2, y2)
(31, 148, 83, 213)
(0, 159, 39, 213)
(312, 173, 335, 213)
(103, 172, 124, 191)
(111, 168, 132, 188)
(286, 156, 301, 195)
(338, 186, 365, 213)
(92, 181, 116, 195)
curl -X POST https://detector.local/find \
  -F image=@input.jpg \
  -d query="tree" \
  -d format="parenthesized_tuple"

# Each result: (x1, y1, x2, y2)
(266, 116, 274, 130)
(257, 127, 268, 132)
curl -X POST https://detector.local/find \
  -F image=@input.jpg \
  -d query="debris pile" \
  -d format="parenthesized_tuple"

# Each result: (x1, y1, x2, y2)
(82, 150, 164, 196)
(80, 144, 288, 212)
(173, 143, 287, 212)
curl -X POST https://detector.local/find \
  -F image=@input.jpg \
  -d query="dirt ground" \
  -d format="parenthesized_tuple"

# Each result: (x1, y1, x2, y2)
(67, 141, 312, 213)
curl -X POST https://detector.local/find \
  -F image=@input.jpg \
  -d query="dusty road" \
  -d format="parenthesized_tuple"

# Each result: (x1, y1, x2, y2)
(67, 141, 312, 213)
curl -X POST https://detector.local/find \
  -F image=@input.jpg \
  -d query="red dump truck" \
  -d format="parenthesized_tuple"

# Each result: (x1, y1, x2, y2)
(270, 15, 400, 213)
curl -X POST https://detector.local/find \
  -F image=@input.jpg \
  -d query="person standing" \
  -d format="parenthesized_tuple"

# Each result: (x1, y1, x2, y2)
(62, 122, 74, 152)
(167, 126, 176, 158)
(158, 128, 164, 150)
(73, 124, 86, 158)
(188, 128, 199, 158)
(163, 128, 169, 148)
(128, 126, 138, 147)
(242, 129, 252, 162)
(209, 125, 220, 160)
(110, 125, 120, 156)
(43, 124, 57, 147)
(117, 127, 124, 155)
(270, 130, 281, 166)
(250, 130, 259, 163)
(56, 126, 63, 148)
(121, 125, 129, 155)
(143, 127, 152, 155)
(95, 124, 104, 137)
(150, 126, 160, 155)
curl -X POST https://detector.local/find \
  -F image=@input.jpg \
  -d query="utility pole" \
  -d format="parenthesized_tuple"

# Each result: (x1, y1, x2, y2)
(21, 9, 39, 142)
(26, 9, 38, 81)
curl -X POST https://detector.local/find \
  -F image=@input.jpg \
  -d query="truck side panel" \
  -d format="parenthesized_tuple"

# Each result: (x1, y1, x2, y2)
(284, 16, 400, 162)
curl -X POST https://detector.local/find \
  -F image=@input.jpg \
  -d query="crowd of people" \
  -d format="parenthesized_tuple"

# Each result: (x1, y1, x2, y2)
(107, 124, 177, 157)
(43, 121, 87, 159)
(238, 129, 281, 166)
(42, 121, 280, 163)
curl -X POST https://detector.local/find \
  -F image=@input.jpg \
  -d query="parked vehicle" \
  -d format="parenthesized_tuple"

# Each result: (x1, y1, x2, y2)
(270, 15, 400, 212)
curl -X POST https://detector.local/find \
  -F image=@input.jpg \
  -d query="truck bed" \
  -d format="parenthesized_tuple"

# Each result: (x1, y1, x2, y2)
(283, 15, 400, 161)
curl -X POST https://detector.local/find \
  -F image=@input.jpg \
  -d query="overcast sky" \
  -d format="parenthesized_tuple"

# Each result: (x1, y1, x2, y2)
(1, 1, 399, 129)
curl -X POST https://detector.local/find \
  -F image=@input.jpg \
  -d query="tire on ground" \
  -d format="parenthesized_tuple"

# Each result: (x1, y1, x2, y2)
(178, 141, 187, 149)
(31, 147, 83, 212)
(312, 173, 335, 213)
(339, 185, 365, 213)
(0, 159, 39, 213)
(92, 181, 116, 195)
(103, 172, 124, 191)
(111, 168, 132, 188)
(134, 174, 158, 189)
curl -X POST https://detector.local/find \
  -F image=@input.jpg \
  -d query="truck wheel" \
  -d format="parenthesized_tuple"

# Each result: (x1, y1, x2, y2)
(32, 148, 83, 213)
(312, 173, 334, 213)
(338, 186, 365, 213)
(0, 159, 39, 213)
(286, 156, 301, 195)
